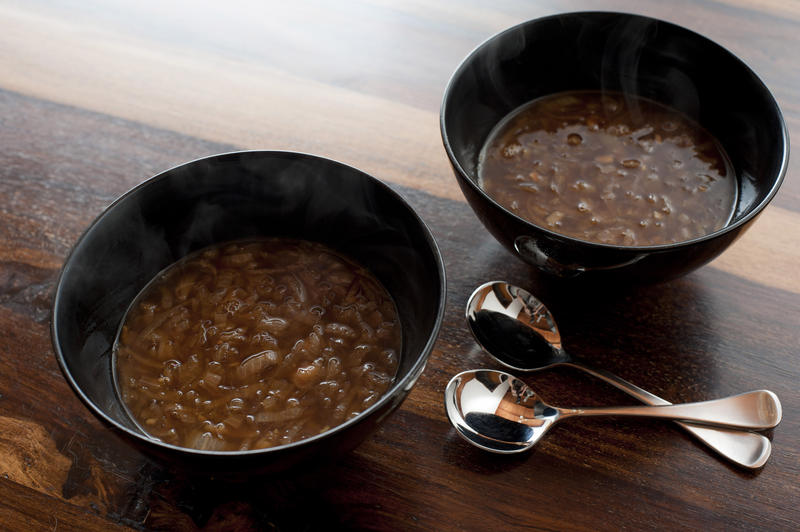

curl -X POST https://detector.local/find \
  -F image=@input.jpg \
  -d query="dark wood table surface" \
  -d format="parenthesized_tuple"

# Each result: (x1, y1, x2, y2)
(1, 0, 798, 530)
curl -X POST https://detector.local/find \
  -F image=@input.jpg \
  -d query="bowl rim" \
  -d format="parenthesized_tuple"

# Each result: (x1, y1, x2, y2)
(439, 10, 789, 252)
(50, 149, 447, 457)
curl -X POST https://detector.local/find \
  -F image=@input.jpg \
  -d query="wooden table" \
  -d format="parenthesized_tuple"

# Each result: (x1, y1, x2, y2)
(1, 0, 798, 530)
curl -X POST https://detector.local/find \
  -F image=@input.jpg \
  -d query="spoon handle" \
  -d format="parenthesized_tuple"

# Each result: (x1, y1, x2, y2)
(566, 362, 772, 468)
(560, 389, 782, 430)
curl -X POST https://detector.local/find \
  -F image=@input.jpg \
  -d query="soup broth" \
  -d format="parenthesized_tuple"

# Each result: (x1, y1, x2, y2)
(478, 90, 737, 246)
(114, 238, 401, 451)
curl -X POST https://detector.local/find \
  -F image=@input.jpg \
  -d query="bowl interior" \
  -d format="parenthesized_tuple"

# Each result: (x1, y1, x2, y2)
(52, 151, 445, 449)
(441, 12, 787, 231)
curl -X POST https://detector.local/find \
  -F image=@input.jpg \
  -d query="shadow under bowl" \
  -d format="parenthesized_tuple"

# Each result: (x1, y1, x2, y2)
(51, 150, 446, 475)
(440, 11, 788, 284)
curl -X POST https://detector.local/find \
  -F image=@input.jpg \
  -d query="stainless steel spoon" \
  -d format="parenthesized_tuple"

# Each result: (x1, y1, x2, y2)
(466, 281, 780, 468)
(445, 369, 782, 454)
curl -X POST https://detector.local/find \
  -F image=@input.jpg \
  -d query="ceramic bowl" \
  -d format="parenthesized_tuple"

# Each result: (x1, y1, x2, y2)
(441, 12, 788, 283)
(51, 151, 446, 474)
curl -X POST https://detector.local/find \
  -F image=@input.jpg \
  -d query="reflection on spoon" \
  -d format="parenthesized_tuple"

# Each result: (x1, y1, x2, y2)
(445, 369, 781, 454)
(465, 281, 780, 468)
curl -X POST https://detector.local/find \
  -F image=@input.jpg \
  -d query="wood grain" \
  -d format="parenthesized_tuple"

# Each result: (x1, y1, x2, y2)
(0, 1, 798, 530)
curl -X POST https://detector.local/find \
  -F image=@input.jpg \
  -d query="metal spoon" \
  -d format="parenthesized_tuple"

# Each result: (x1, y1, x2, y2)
(445, 369, 781, 454)
(466, 281, 780, 468)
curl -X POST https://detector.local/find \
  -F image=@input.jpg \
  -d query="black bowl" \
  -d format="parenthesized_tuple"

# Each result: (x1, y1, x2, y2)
(51, 151, 446, 474)
(440, 12, 788, 283)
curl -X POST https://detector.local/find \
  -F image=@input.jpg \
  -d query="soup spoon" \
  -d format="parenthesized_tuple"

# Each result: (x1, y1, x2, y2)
(466, 281, 780, 468)
(445, 369, 781, 454)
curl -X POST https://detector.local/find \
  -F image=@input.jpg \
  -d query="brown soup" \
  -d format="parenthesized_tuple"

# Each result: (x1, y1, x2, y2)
(478, 90, 737, 246)
(113, 238, 401, 451)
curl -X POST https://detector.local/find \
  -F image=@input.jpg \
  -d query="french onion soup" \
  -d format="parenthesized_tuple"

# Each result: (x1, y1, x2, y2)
(478, 90, 737, 246)
(113, 238, 401, 451)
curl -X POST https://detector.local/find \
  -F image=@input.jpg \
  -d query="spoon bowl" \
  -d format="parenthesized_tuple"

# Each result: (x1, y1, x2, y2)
(467, 281, 566, 371)
(445, 369, 554, 453)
